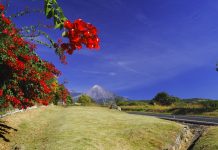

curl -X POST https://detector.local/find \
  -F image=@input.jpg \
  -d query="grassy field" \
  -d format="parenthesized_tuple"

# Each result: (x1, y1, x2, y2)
(193, 126, 218, 150)
(121, 105, 218, 117)
(0, 106, 183, 150)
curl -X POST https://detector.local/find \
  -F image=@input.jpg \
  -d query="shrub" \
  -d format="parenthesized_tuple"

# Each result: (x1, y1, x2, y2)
(153, 92, 180, 106)
(77, 95, 93, 106)
(66, 95, 73, 106)
(0, 9, 61, 109)
(200, 100, 218, 109)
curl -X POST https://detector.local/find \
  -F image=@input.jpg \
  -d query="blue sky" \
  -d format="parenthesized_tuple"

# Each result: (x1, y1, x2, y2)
(7, 0, 218, 99)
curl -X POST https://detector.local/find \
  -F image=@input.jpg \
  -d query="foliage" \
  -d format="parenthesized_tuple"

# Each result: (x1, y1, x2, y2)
(57, 84, 72, 105)
(66, 95, 73, 106)
(53, 92, 60, 105)
(193, 126, 218, 150)
(120, 100, 218, 117)
(121, 105, 171, 112)
(152, 92, 180, 106)
(120, 101, 148, 106)
(115, 97, 128, 106)
(77, 95, 93, 106)
(44, 0, 67, 29)
(0, 1, 100, 109)
(0, 8, 61, 109)
(200, 100, 218, 109)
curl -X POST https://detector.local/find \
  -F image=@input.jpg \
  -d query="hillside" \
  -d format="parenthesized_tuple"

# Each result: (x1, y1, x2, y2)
(193, 126, 218, 150)
(0, 106, 183, 150)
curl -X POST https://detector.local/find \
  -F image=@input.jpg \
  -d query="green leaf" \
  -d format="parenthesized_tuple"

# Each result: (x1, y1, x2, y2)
(46, 9, 53, 19)
(53, 15, 57, 25)
(44, 0, 67, 30)
(54, 23, 61, 29)
(45, 6, 51, 16)
(52, 0, 57, 4)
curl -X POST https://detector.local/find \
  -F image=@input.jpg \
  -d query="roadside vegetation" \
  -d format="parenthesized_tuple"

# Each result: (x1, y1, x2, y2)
(116, 92, 218, 117)
(77, 94, 96, 106)
(193, 126, 218, 150)
(0, 106, 183, 150)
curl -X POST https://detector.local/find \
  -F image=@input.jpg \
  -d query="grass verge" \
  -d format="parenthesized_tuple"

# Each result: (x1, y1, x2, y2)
(0, 106, 183, 150)
(193, 126, 218, 150)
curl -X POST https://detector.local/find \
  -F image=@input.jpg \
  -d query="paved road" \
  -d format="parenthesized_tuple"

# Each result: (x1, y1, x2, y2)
(128, 112, 218, 126)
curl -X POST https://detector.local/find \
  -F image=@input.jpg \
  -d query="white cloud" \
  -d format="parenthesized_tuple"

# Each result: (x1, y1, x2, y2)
(109, 72, 117, 76)
(82, 70, 116, 76)
(116, 61, 140, 73)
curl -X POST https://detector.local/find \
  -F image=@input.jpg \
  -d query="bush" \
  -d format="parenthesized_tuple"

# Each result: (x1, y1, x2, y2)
(115, 97, 128, 106)
(77, 95, 93, 106)
(0, 9, 61, 109)
(153, 92, 180, 106)
(66, 95, 73, 106)
(200, 100, 218, 109)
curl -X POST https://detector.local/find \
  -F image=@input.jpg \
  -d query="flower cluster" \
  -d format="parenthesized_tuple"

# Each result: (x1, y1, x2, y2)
(55, 19, 100, 63)
(0, 4, 4, 12)
(1, 13, 11, 25)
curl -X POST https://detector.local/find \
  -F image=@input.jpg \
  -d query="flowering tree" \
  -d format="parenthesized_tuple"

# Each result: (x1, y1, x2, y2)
(0, 1, 100, 109)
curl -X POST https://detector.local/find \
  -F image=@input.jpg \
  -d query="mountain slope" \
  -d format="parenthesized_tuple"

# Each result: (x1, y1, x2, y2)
(86, 85, 116, 104)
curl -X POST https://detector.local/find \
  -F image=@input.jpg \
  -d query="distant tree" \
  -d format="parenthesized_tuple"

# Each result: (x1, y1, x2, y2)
(200, 100, 218, 109)
(152, 92, 180, 106)
(66, 95, 73, 106)
(115, 97, 131, 106)
(169, 96, 181, 103)
(77, 95, 93, 106)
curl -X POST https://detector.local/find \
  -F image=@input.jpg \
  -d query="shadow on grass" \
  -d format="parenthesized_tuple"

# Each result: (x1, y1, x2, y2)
(0, 121, 17, 142)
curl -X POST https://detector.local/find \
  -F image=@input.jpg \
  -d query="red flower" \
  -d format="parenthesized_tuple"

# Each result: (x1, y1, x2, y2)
(74, 19, 87, 31)
(0, 4, 4, 11)
(1, 14, 11, 25)
(22, 55, 31, 61)
(2, 29, 8, 34)
(64, 20, 73, 29)
(67, 49, 74, 55)
(75, 43, 82, 50)
(61, 43, 69, 50)
(16, 60, 25, 70)
(0, 89, 3, 96)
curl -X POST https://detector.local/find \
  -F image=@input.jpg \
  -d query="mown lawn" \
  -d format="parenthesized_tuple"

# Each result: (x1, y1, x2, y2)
(0, 106, 183, 150)
(193, 126, 218, 150)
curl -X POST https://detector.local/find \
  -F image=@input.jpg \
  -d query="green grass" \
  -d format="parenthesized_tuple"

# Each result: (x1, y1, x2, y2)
(0, 106, 183, 150)
(121, 105, 218, 117)
(193, 127, 218, 150)
(121, 105, 171, 112)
